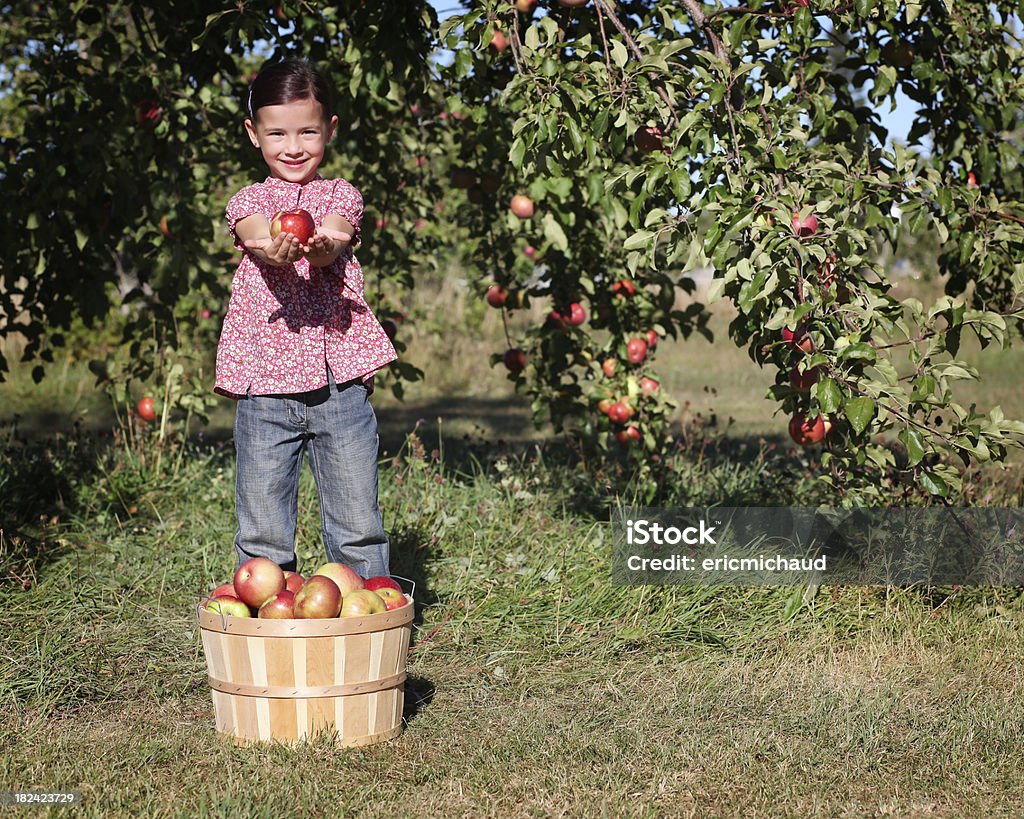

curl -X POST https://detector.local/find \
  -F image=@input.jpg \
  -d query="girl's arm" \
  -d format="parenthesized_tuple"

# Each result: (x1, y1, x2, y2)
(304, 214, 354, 269)
(235, 213, 305, 265)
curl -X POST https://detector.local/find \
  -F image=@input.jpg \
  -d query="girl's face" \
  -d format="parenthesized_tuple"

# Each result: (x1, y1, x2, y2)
(244, 97, 338, 185)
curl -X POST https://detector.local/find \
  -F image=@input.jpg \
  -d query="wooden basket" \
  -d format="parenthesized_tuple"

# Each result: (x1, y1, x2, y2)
(197, 597, 414, 746)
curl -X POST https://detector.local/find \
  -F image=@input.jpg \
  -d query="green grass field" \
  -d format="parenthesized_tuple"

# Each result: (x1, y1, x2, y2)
(3, 272, 1024, 817)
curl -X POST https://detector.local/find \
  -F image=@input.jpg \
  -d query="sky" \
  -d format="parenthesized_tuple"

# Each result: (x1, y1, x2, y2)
(425, 0, 918, 149)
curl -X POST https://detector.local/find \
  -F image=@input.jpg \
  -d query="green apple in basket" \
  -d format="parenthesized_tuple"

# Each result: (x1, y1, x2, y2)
(339, 589, 386, 617)
(204, 595, 251, 618)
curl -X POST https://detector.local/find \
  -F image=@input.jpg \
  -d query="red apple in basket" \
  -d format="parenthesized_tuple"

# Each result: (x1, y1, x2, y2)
(294, 575, 342, 618)
(364, 576, 403, 594)
(313, 562, 365, 596)
(258, 590, 296, 619)
(204, 595, 252, 618)
(209, 583, 236, 599)
(233, 557, 286, 608)
(339, 589, 387, 617)
(374, 587, 408, 611)
(270, 208, 316, 244)
(283, 571, 305, 595)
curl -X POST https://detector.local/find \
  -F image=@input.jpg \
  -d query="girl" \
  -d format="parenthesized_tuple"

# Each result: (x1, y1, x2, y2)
(216, 58, 396, 579)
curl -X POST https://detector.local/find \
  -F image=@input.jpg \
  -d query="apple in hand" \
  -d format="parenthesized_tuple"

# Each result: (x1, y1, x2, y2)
(313, 562, 365, 596)
(294, 575, 342, 618)
(204, 595, 251, 618)
(374, 587, 407, 611)
(364, 576, 403, 594)
(339, 589, 387, 617)
(270, 209, 316, 244)
(233, 557, 286, 608)
(258, 590, 297, 619)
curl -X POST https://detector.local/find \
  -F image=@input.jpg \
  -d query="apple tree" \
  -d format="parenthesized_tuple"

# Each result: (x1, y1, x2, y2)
(439, 0, 1024, 501)
(0, 0, 442, 416)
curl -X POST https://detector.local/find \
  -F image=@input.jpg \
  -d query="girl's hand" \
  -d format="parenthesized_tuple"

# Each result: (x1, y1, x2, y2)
(305, 228, 353, 268)
(243, 232, 304, 265)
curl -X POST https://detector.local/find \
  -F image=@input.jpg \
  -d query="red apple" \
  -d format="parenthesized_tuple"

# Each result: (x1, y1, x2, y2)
(645, 329, 659, 349)
(789, 366, 819, 391)
(503, 348, 527, 373)
(627, 337, 648, 364)
(602, 358, 617, 378)
(514, 0, 537, 11)
(608, 402, 633, 425)
(414, 218, 428, 231)
(283, 571, 305, 595)
(209, 583, 236, 599)
(313, 562, 365, 596)
(294, 575, 342, 618)
(374, 587, 407, 611)
(487, 284, 509, 308)
(234, 557, 286, 608)
(791, 211, 818, 237)
(339, 589, 387, 617)
(258, 590, 297, 619)
(510, 194, 535, 219)
(566, 303, 586, 326)
(270, 209, 316, 244)
(640, 377, 660, 397)
(490, 30, 509, 53)
(611, 280, 635, 299)
(523, 244, 536, 259)
(597, 397, 614, 415)
(634, 126, 664, 154)
(137, 397, 157, 423)
(616, 425, 641, 445)
(375, 217, 387, 230)
(135, 99, 162, 129)
(204, 595, 251, 618)
(967, 172, 978, 189)
(782, 325, 814, 354)
(364, 576, 403, 593)
(789, 412, 831, 446)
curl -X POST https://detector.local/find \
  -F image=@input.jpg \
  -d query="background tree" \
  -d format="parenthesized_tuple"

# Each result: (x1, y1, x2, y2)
(2, 0, 1023, 501)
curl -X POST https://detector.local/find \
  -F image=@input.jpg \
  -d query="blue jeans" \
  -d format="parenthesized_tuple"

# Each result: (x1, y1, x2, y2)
(233, 372, 389, 579)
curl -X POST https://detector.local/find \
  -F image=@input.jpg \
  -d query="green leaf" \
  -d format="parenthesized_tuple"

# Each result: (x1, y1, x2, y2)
(843, 396, 875, 435)
(543, 214, 568, 252)
(623, 230, 654, 251)
(899, 427, 926, 467)
(815, 378, 843, 414)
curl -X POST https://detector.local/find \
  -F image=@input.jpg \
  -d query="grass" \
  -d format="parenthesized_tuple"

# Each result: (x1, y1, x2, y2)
(2, 425, 1024, 817)
(3, 268, 1024, 816)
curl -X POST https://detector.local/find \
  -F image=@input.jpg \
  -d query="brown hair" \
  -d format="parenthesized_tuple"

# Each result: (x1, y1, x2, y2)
(247, 58, 333, 122)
